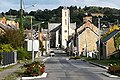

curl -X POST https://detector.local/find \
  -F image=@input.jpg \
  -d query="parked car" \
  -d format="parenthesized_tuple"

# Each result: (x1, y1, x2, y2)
(49, 51, 55, 56)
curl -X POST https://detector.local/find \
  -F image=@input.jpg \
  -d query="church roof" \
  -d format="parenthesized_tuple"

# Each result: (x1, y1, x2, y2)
(48, 23, 61, 32)
(48, 23, 76, 32)
(50, 24, 61, 32)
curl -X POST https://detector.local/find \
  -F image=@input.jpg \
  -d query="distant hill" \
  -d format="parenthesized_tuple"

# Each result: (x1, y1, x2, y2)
(1, 6, 120, 29)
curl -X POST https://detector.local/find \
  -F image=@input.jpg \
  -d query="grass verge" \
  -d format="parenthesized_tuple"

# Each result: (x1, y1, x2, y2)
(0, 64, 17, 72)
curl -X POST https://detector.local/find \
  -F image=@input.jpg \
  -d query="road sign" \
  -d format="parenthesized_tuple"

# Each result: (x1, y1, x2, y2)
(27, 40, 39, 51)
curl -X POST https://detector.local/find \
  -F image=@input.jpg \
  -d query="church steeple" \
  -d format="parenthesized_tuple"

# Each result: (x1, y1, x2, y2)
(61, 7, 70, 48)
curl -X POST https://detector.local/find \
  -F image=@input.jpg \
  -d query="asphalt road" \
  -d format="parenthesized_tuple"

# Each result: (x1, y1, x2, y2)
(39, 49, 120, 80)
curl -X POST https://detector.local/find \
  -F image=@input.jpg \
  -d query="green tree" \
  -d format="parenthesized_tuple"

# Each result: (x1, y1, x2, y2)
(114, 32, 120, 50)
(0, 29, 24, 49)
(5, 9, 18, 15)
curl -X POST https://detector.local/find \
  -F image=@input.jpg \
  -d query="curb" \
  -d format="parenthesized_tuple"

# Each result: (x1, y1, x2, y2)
(42, 57, 50, 63)
(82, 59, 120, 78)
(103, 72, 119, 78)
(81, 59, 108, 69)
(89, 61, 108, 69)
(0, 62, 17, 68)
(17, 73, 47, 80)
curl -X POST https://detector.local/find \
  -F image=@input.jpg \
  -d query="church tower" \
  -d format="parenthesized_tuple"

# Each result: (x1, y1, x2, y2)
(61, 7, 70, 48)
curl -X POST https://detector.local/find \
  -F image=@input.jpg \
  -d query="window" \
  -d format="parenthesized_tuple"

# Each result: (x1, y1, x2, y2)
(65, 19, 67, 25)
(65, 12, 67, 16)
(64, 30, 67, 33)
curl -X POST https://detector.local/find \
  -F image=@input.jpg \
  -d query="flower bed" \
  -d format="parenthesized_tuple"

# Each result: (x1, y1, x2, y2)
(22, 61, 45, 77)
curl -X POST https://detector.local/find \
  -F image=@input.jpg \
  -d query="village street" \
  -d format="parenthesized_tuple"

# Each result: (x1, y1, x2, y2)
(38, 49, 120, 80)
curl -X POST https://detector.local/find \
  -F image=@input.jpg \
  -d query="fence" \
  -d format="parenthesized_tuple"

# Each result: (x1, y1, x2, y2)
(0, 50, 17, 66)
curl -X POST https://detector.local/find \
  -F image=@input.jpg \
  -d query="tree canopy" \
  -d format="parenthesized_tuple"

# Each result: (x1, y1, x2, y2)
(2, 6, 120, 29)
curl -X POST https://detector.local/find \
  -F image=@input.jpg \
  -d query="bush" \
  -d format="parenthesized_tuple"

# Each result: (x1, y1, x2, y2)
(0, 29, 24, 49)
(22, 61, 45, 77)
(17, 47, 31, 60)
(0, 44, 14, 53)
(0, 44, 14, 64)
(108, 64, 120, 75)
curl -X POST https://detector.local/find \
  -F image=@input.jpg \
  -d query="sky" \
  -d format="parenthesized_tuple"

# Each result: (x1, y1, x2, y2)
(0, 0, 120, 12)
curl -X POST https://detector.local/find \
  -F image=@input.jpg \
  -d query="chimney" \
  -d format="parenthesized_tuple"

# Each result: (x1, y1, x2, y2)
(83, 16, 92, 23)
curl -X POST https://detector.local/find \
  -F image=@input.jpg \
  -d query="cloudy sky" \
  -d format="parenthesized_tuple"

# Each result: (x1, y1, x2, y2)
(0, 0, 120, 12)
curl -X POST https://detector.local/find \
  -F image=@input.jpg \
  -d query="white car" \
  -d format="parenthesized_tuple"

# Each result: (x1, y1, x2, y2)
(49, 51, 55, 56)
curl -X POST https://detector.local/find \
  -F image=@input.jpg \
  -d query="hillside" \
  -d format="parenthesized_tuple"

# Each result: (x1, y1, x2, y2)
(1, 6, 120, 29)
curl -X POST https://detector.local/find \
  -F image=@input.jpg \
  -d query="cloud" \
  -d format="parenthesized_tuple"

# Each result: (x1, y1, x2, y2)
(65, 0, 120, 9)
(0, 0, 120, 12)
(0, 0, 19, 12)
(24, 0, 60, 5)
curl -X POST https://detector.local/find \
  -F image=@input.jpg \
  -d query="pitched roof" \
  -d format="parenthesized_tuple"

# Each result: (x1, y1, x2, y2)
(50, 24, 61, 32)
(48, 23, 61, 32)
(77, 21, 99, 36)
(0, 23, 10, 31)
(101, 30, 120, 42)
(67, 36, 73, 44)
(77, 27, 99, 37)
(0, 22, 18, 31)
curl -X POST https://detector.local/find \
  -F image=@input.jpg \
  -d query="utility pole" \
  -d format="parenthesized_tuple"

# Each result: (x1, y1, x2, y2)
(98, 18, 101, 60)
(20, 0, 23, 33)
(31, 16, 33, 30)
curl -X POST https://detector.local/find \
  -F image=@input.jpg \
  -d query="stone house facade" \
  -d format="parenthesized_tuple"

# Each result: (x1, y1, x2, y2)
(77, 16, 99, 56)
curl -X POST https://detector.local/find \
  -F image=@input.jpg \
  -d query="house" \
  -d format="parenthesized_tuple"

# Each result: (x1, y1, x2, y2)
(76, 15, 99, 57)
(0, 17, 19, 35)
(101, 25, 120, 59)
(39, 28, 50, 54)
(48, 7, 76, 49)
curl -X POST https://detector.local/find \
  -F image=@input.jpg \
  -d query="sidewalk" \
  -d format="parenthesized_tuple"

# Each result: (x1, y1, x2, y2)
(0, 63, 22, 80)
(82, 59, 120, 78)
(0, 56, 48, 80)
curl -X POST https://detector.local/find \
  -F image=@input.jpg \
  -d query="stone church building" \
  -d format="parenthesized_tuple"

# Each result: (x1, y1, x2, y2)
(48, 7, 76, 48)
